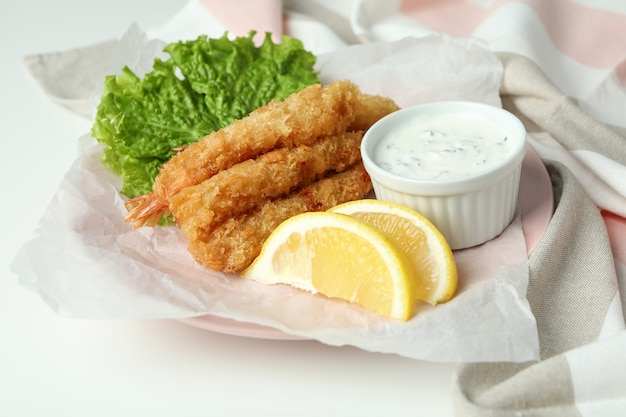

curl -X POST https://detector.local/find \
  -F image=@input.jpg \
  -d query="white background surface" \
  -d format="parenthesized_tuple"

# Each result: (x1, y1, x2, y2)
(0, 1, 456, 416)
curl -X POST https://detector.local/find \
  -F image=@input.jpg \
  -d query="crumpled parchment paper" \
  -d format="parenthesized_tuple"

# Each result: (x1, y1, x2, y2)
(13, 25, 539, 363)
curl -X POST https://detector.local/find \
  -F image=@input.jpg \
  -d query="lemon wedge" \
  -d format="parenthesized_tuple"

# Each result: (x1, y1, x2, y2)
(329, 199, 458, 305)
(241, 211, 416, 321)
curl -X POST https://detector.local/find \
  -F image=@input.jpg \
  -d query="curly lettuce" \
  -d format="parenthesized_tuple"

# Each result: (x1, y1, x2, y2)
(92, 32, 319, 198)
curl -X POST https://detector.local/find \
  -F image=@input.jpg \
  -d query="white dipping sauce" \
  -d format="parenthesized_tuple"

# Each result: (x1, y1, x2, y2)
(374, 113, 515, 180)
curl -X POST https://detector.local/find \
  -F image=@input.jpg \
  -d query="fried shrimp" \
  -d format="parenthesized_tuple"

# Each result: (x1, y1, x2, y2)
(125, 80, 364, 228)
(169, 131, 364, 241)
(122, 78, 400, 274)
(187, 163, 373, 273)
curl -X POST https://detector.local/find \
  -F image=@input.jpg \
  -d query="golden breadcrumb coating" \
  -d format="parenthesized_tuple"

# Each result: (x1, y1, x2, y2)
(188, 163, 372, 273)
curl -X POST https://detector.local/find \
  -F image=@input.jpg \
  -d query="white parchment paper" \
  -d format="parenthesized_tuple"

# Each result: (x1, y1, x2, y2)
(13, 25, 539, 363)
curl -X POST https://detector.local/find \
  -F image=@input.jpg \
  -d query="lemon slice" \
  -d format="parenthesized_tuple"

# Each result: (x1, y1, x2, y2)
(329, 199, 458, 305)
(241, 211, 416, 321)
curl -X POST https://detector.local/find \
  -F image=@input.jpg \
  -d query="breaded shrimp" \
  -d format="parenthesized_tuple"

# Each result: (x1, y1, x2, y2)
(170, 131, 364, 241)
(187, 163, 372, 273)
(125, 80, 363, 228)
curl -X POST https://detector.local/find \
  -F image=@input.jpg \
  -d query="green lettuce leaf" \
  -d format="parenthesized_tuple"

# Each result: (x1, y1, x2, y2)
(92, 31, 319, 198)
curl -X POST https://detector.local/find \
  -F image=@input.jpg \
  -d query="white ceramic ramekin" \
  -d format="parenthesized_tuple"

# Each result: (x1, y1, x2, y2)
(361, 101, 527, 250)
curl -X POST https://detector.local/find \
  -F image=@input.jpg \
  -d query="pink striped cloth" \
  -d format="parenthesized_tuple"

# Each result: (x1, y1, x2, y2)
(195, 0, 626, 415)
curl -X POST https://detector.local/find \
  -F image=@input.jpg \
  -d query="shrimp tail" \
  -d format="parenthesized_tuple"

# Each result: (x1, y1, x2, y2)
(124, 193, 170, 229)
